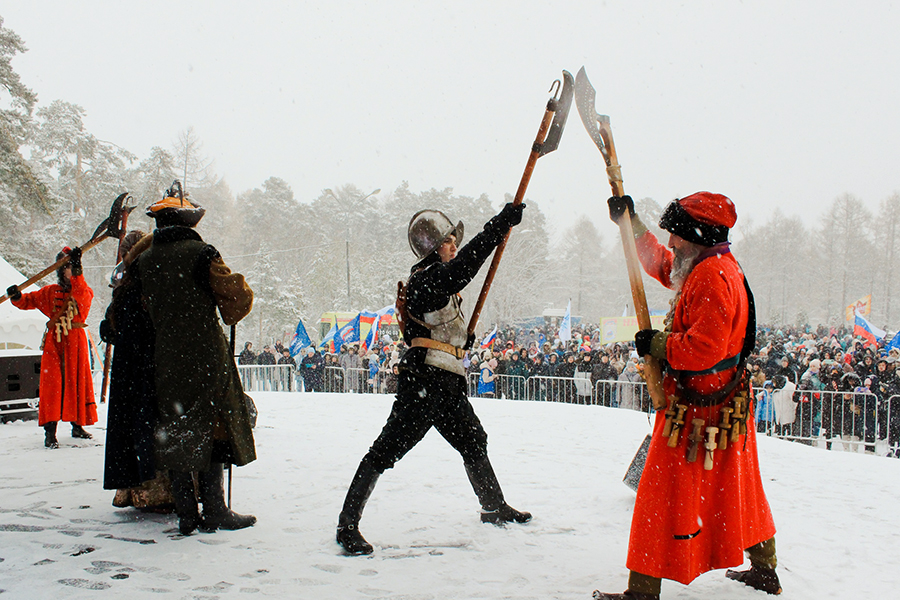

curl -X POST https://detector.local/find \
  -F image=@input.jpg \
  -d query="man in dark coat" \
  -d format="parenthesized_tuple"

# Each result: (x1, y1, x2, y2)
(238, 342, 256, 365)
(135, 182, 257, 536)
(257, 345, 276, 365)
(298, 347, 324, 392)
(336, 203, 530, 555)
(592, 351, 619, 407)
(99, 230, 169, 507)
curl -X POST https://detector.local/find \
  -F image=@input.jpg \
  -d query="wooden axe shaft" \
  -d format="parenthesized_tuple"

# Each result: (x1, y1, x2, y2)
(598, 123, 667, 410)
(0, 233, 110, 305)
(466, 104, 556, 338)
(100, 208, 134, 404)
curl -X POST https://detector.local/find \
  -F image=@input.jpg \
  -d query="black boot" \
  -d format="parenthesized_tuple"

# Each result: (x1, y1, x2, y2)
(198, 463, 256, 532)
(71, 424, 92, 439)
(726, 565, 782, 595)
(169, 470, 200, 535)
(43, 422, 59, 449)
(465, 457, 531, 525)
(336, 457, 380, 555)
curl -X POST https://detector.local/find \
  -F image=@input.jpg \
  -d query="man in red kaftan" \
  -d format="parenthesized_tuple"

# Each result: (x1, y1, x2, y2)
(7, 247, 96, 448)
(593, 192, 780, 599)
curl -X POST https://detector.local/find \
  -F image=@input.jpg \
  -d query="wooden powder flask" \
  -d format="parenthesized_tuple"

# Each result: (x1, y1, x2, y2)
(667, 403, 688, 448)
(704, 426, 719, 470)
(662, 397, 678, 437)
(686, 418, 705, 462)
(718, 406, 734, 450)
(731, 392, 747, 443)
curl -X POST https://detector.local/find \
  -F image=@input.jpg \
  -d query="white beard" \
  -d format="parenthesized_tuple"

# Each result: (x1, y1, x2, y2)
(670, 243, 703, 291)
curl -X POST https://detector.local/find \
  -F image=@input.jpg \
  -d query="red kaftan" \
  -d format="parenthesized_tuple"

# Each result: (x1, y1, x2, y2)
(11, 275, 97, 426)
(625, 232, 776, 584)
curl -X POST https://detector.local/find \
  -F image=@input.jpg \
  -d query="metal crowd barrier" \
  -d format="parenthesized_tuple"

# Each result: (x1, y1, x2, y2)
(323, 366, 346, 393)
(466, 373, 527, 399)
(373, 369, 398, 394)
(523, 376, 578, 403)
(236, 364, 296, 392)
(764, 388, 898, 454)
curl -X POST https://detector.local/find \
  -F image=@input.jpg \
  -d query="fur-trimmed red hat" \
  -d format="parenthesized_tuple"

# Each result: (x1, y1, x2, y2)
(658, 191, 736, 247)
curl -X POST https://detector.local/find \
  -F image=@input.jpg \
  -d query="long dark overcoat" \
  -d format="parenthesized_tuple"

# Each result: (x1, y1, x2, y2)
(137, 227, 255, 471)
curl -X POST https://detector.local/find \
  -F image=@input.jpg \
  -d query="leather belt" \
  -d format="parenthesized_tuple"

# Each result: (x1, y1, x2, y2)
(411, 337, 466, 359)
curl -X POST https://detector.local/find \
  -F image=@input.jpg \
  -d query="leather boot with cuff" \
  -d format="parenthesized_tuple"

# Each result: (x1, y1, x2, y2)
(465, 457, 531, 525)
(336, 457, 380, 555)
(198, 463, 256, 532)
(43, 422, 59, 449)
(71, 424, 92, 439)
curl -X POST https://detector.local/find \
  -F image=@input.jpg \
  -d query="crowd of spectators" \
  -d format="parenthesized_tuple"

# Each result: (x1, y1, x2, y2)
(239, 321, 900, 458)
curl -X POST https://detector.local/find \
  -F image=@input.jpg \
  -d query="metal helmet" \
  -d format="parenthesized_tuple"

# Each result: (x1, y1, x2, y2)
(407, 209, 464, 258)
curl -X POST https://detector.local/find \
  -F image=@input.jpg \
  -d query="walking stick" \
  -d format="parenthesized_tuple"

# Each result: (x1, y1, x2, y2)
(0, 192, 133, 305)
(228, 324, 236, 508)
(574, 67, 666, 410)
(466, 71, 574, 341)
(99, 201, 136, 404)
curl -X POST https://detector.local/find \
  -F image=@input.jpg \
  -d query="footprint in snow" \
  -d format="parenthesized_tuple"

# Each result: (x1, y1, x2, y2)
(58, 578, 111, 590)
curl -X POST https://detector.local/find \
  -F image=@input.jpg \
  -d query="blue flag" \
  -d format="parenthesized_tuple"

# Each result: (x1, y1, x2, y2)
(318, 323, 338, 352)
(887, 332, 900, 353)
(559, 300, 572, 342)
(334, 313, 361, 352)
(289, 317, 312, 357)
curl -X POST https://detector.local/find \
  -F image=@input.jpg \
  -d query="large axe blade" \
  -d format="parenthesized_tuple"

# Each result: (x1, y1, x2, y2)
(0, 192, 135, 304)
(465, 71, 573, 341)
(573, 66, 666, 411)
(88, 192, 135, 245)
(574, 66, 609, 161)
(538, 70, 574, 157)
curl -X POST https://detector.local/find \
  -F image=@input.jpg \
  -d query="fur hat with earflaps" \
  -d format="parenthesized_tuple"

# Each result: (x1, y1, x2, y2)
(658, 191, 737, 247)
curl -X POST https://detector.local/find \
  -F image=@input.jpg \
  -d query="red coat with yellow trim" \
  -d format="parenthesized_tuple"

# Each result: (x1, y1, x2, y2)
(11, 275, 97, 426)
(626, 232, 775, 584)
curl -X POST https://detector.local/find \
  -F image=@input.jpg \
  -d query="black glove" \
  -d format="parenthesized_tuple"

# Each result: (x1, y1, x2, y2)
(465, 332, 476, 351)
(67, 246, 83, 276)
(6, 285, 21, 301)
(635, 328, 660, 358)
(607, 195, 635, 223)
(99, 319, 114, 344)
(68, 246, 82, 267)
(491, 202, 526, 230)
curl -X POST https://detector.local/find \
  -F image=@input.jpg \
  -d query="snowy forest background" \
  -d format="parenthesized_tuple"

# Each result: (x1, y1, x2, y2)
(2, 16, 899, 346)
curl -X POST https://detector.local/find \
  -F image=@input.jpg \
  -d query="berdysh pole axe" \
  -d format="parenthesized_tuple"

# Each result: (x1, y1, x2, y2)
(0, 192, 135, 305)
(99, 197, 137, 404)
(574, 67, 665, 410)
(466, 71, 574, 343)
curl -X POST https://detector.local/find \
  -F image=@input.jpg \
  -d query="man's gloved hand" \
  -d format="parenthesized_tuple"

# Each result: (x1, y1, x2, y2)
(607, 195, 635, 223)
(67, 246, 83, 276)
(495, 202, 526, 228)
(6, 285, 22, 301)
(67, 246, 82, 266)
(465, 332, 476, 351)
(635, 328, 668, 360)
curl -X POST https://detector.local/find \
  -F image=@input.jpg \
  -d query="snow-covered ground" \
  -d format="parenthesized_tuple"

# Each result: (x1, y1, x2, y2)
(1, 391, 898, 599)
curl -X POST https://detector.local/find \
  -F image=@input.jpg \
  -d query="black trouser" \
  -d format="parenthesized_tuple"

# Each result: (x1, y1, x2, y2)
(363, 366, 489, 473)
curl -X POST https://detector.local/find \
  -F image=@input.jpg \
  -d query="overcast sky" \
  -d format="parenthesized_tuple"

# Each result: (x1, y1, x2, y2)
(3, 1, 899, 241)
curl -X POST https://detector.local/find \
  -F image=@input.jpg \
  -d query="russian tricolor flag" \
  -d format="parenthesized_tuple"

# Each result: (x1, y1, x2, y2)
(854, 310, 885, 347)
(360, 304, 395, 354)
(480, 326, 498, 349)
